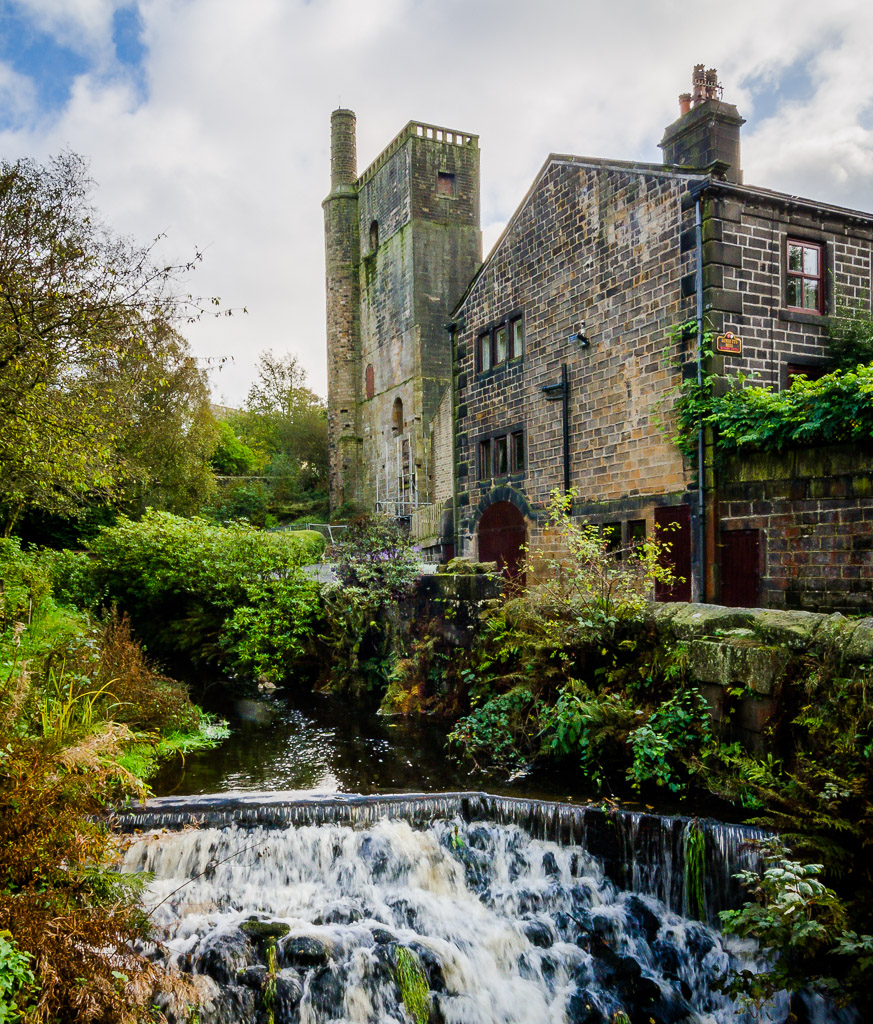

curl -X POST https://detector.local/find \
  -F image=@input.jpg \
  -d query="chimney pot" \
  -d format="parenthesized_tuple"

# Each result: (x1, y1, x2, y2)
(679, 92, 692, 116)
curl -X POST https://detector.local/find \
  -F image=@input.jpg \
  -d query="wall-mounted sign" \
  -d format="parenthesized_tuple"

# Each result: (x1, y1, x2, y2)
(716, 331, 742, 354)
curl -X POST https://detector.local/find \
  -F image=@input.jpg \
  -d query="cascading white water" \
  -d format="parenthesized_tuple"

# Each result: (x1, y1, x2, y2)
(122, 815, 809, 1024)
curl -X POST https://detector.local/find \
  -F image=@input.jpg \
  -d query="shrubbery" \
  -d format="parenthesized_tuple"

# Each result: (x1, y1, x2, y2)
(82, 511, 324, 676)
(320, 515, 422, 696)
(0, 534, 223, 1021)
(675, 363, 873, 460)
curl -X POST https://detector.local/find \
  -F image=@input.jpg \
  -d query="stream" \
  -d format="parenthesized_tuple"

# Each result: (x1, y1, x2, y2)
(126, 688, 857, 1023)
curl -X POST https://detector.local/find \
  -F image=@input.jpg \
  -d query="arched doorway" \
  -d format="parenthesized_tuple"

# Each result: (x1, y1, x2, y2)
(478, 501, 526, 582)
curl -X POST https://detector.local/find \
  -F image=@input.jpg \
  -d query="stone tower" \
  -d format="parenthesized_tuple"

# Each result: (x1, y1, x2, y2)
(324, 111, 481, 515)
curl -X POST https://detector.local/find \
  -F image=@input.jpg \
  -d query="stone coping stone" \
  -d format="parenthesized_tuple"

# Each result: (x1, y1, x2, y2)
(651, 603, 873, 663)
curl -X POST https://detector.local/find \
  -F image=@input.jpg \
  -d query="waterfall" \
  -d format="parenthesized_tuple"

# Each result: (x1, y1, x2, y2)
(118, 793, 858, 1023)
(113, 791, 768, 923)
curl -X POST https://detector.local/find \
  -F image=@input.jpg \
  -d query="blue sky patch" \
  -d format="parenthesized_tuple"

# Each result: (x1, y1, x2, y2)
(0, 2, 148, 129)
(742, 53, 819, 124)
(0, 4, 88, 122)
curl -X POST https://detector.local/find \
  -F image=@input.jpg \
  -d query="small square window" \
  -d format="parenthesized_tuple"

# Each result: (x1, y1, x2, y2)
(628, 519, 646, 547)
(786, 239, 823, 313)
(494, 324, 508, 366)
(478, 439, 492, 480)
(510, 317, 524, 359)
(494, 435, 508, 475)
(437, 172, 455, 196)
(511, 430, 525, 473)
(477, 331, 492, 372)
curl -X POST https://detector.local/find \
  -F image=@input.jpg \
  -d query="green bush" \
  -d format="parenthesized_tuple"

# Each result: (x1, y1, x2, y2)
(86, 510, 323, 675)
(675, 363, 873, 460)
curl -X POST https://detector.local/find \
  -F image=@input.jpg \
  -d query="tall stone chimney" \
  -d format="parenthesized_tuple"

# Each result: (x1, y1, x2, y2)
(323, 108, 362, 510)
(659, 66, 745, 183)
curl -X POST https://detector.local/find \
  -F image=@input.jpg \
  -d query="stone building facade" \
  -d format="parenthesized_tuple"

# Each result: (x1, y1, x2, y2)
(325, 67, 873, 611)
(323, 111, 480, 515)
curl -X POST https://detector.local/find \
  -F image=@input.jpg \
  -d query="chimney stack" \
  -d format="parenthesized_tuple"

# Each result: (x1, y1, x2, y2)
(660, 66, 745, 183)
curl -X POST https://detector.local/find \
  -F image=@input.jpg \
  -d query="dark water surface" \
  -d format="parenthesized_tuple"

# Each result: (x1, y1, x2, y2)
(151, 687, 595, 803)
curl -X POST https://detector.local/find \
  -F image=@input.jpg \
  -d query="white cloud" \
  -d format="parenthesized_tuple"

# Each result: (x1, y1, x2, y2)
(3, 0, 873, 404)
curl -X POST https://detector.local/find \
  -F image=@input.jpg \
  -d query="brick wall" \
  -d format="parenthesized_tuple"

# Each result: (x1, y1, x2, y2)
(719, 446, 873, 612)
(692, 190, 873, 387)
(455, 157, 703, 556)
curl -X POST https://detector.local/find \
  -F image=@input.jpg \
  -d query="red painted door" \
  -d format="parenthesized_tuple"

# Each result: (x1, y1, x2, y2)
(654, 504, 692, 602)
(478, 502, 526, 583)
(720, 529, 760, 607)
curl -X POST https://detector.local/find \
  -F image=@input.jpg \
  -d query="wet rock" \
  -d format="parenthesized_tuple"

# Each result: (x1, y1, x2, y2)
(588, 944, 662, 1010)
(207, 983, 258, 1024)
(238, 965, 267, 989)
(466, 825, 493, 851)
(408, 942, 447, 993)
(513, 886, 545, 916)
(357, 833, 390, 878)
(313, 898, 364, 925)
(278, 934, 331, 968)
(541, 851, 561, 878)
(273, 968, 303, 1018)
(302, 964, 344, 1021)
(650, 937, 682, 980)
(448, 842, 491, 891)
(565, 987, 606, 1024)
(553, 910, 588, 944)
(387, 895, 419, 930)
(522, 919, 554, 948)
(192, 929, 256, 985)
(371, 927, 399, 945)
(684, 923, 715, 961)
(625, 895, 661, 943)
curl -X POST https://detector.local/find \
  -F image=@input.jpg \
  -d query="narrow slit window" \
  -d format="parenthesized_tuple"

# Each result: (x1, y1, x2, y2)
(494, 435, 508, 475)
(510, 317, 524, 359)
(494, 324, 508, 366)
(511, 430, 525, 472)
(478, 439, 492, 480)
(477, 331, 492, 372)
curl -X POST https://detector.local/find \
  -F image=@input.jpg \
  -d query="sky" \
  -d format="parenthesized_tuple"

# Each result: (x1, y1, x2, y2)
(2, 0, 873, 407)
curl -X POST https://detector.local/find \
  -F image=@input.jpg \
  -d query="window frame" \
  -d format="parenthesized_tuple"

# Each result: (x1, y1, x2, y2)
(785, 238, 824, 314)
(475, 310, 525, 375)
(477, 438, 492, 481)
(475, 426, 525, 481)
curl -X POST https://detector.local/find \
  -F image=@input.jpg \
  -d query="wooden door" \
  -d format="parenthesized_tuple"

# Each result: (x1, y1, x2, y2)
(478, 501, 526, 583)
(654, 504, 692, 602)
(720, 529, 760, 607)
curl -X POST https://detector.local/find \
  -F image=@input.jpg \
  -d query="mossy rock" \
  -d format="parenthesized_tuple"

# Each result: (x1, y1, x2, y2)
(749, 608, 824, 648)
(240, 918, 290, 941)
(439, 558, 498, 576)
(651, 603, 757, 639)
(844, 618, 873, 664)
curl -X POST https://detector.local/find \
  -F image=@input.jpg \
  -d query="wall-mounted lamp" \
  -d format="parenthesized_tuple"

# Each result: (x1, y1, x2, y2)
(569, 321, 590, 347)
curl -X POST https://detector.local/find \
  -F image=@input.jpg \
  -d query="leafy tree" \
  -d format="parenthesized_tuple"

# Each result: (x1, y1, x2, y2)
(0, 153, 220, 536)
(109, 320, 219, 517)
(233, 350, 328, 496)
(211, 419, 263, 476)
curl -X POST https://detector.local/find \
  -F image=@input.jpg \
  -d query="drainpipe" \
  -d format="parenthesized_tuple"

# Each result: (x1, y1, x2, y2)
(562, 364, 570, 494)
(694, 191, 706, 603)
(541, 364, 570, 494)
(445, 321, 459, 560)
